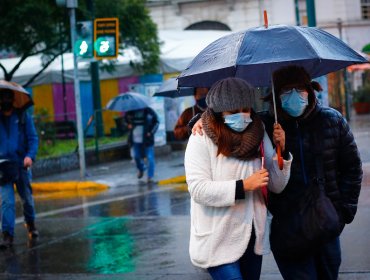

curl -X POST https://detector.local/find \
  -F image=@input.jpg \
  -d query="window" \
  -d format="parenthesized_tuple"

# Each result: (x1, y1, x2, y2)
(361, 0, 370, 19)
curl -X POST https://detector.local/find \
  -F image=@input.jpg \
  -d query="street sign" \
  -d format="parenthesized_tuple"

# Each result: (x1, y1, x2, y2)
(94, 18, 119, 59)
(75, 21, 93, 58)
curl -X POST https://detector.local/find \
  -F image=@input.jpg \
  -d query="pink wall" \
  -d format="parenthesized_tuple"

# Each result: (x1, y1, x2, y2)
(52, 83, 76, 121)
(118, 76, 139, 93)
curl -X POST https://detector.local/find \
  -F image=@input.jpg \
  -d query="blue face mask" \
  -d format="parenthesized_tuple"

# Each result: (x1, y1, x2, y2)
(280, 89, 308, 117)
(224, 112, 252, 132)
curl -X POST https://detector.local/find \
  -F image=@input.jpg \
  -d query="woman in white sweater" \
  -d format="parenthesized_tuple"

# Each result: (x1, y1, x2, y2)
(184, 77, 292, 280)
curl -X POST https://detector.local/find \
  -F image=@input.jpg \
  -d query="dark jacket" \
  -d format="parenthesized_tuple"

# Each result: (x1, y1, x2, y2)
(0, 110, 38, 167)
(174, 105, 205, 140)
(124, 107, 159, 146)
(260, 104, 362, 225)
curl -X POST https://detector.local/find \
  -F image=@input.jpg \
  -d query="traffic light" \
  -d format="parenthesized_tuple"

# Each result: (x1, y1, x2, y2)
(75, 21, 93, 58)
(94, 18, 119, 59)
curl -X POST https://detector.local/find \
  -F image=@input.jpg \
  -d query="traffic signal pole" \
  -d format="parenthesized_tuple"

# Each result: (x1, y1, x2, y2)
(306, 0, 317, 27)
(91, 61, 104, 137)
(86, 0, 104, 137)
(67, 0, 86, 179)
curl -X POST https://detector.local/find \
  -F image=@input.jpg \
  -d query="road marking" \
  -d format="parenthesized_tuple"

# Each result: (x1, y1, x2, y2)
(15, 186, 172, 224)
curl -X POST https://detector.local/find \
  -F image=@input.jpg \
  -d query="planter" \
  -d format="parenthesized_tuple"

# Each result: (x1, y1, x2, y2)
(353, 102, 370, 114)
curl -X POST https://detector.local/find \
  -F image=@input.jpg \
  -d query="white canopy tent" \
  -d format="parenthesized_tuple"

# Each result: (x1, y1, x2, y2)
(0, 30, 232, 86)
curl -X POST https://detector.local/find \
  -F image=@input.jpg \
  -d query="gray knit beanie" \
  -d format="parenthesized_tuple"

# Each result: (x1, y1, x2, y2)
(206, 77, 255, 112)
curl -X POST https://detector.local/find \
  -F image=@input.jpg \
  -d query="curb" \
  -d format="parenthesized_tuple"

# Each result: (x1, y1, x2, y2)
(158, 175, 186, 185)
(31, 181, 109, 192)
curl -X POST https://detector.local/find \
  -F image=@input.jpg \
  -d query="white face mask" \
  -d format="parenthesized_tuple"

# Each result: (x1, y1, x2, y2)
(224, 112, 252, 132)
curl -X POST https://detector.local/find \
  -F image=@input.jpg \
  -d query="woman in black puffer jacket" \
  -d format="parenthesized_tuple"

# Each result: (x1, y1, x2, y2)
(261, 65, 362, 280)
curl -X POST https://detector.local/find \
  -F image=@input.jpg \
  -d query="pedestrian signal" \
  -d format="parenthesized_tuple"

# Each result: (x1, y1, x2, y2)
(75, 21, 93, 58)
(94, 18, 119, 59)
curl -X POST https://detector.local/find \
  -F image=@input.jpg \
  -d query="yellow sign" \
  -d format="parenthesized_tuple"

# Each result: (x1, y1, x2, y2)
(94, 18, 119, 59)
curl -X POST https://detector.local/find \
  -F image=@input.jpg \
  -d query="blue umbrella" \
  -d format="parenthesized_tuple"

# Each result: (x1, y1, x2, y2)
(106, 92, 151, 112)
(178, 24, 368, 88)
(153, 78, 194, 98)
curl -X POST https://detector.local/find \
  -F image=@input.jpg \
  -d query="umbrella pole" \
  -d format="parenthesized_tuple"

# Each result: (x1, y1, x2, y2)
(271, 75, 284, 170)
(271, 77, 278, 124)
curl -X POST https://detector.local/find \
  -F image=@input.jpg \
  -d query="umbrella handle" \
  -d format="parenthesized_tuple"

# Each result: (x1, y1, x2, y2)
(276, 145, 284, 170)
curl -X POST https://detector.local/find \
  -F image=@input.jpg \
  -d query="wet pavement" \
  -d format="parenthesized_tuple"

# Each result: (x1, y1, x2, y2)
(2, 111, 370, 279)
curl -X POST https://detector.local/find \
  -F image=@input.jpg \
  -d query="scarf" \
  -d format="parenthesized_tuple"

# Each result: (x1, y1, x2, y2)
(202, 109, 264, 160)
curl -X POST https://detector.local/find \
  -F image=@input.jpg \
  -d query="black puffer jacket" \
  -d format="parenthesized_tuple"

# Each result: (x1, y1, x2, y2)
(260, 104, 362, 225)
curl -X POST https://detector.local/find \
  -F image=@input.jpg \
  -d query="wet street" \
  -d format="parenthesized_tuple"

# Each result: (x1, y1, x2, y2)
(1, 112, 370, 279)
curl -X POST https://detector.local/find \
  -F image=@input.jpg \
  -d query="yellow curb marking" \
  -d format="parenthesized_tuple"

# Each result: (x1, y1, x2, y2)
(32, 181, 109, 192)
(33, 188, 107, 200)
(158, 175, 186, 185)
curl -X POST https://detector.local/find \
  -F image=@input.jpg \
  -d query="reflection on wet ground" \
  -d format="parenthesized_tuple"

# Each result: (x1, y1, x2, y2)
(3, 184, 204, 279)
(28, 184, 190, 219)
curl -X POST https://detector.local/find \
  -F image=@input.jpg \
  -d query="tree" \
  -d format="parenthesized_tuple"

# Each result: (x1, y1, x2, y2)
(0, 0, 68, 85)
(0, 0, 161, 86)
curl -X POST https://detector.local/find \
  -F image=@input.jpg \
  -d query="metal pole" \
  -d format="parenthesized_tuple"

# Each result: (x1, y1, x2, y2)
(91, 61, 104, 137)
(295, 0, 301, 26)
(86, 0, 104, 137)
(306, 0, 317, 27)
(59, 20, 67, 121)
(68, 0, 86, 179)
(337, 18, 351, 121)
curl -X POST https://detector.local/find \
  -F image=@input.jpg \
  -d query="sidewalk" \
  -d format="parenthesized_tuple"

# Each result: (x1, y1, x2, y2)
(33, 149, 187, 188)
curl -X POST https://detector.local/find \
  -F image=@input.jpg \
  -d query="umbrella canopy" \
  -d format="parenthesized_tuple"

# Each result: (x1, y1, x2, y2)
(178, 24, 368, 88)
(106, 92, 151, 112)
(0, 80, 33, 110)
(153, 78, 194, 98)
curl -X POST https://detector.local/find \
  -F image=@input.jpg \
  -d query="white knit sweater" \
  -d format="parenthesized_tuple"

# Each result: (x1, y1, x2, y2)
(184, 130, 292, 268)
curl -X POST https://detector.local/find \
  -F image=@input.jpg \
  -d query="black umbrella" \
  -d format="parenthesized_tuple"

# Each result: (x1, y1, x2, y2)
(178, 24, 368, 88)
(153, 78, 194, 98)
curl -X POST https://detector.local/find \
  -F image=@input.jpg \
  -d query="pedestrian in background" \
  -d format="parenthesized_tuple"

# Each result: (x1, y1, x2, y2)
(173, 87, 208, 140)
(124, 107, 159, 183)
(0, 84, 39, 249)
(261, 65, 362, 279)
(184, 77, 292, 280)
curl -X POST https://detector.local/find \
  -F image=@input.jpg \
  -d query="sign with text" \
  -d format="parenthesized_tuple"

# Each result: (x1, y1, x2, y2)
(94, 18, 119, 59)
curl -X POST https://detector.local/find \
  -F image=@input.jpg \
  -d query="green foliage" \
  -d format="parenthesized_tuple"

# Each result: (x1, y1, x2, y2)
(0, 0, 160, 84)
(352, 84, 370, 103)
(33, 107, 54, 138)
(0, 0, 67, 83)
(37, 136, 127, 159)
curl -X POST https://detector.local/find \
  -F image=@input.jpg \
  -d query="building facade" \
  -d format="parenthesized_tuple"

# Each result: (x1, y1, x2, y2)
(147, 0, 370, 51)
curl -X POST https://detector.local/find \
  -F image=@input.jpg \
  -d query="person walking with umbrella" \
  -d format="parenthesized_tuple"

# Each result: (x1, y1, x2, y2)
(0, 80, 39, 249)
(184, 77, 292, 280)
(261, 65, 362, 279)
(124, 107, 159, 183)
(106, 92, 159, 183)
